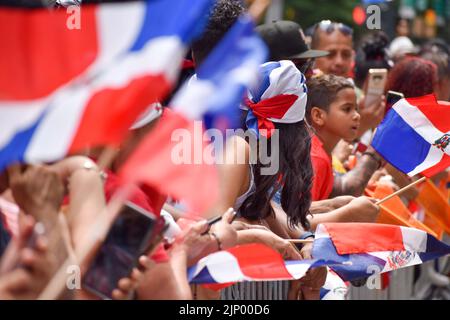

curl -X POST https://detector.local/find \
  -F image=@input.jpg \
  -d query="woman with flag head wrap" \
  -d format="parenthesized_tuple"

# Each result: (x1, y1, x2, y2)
(237, 60, 313, 230)
(216, 61, 317, 256)
(221, 60, 327, 299)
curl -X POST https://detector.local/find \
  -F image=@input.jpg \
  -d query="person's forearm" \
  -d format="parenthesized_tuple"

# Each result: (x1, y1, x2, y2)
(310, 199, 337, 214)
(169, 249, 193, 299)
(331, 154, 379, 197)
(308, 207, 349, 231)
(67, 170, 106, 255)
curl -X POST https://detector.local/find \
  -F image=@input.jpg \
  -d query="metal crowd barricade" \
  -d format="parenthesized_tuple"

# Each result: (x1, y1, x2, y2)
(221, 281, 290, 300)
(348, 267, 415, 300)
(220, 268, 417, 300)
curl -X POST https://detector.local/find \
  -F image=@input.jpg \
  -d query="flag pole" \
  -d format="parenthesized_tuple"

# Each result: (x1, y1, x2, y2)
(247, 0, 271, 21)
(288, 239, 314, 244)
(375, 176, 426, 206)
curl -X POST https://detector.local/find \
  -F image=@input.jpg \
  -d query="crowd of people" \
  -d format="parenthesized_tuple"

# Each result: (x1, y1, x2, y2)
(0, 0, 449, 300)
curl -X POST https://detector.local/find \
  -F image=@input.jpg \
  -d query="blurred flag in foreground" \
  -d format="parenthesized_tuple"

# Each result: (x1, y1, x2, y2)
(0, 0, 214, 172)
(416, 179, 450, 235)
(188, 223, 450, 287)
(365, 183, 439, 238)
(372, 95, 450, 177)
(187, 243, 335, 285)
(119, 15, 267, 214)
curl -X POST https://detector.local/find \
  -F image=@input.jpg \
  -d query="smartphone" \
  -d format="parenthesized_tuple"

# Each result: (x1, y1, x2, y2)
(385, 90, 405, 112)
(82, 202, 166, 299)
(365, 68, 388, 108)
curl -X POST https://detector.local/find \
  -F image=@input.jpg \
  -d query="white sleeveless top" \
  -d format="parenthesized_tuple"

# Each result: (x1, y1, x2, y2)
(233, 165, 256, 211)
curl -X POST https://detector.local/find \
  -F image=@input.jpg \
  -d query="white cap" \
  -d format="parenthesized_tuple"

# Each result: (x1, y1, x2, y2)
(389, 36, 417, 60)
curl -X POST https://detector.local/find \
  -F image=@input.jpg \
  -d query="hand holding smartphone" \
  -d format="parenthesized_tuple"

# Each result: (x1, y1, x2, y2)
(82, 202, 166, 299)
(365, 68, 388, 108)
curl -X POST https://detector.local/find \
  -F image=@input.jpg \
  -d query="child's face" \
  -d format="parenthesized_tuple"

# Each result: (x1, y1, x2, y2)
(324, 88, 360, 141)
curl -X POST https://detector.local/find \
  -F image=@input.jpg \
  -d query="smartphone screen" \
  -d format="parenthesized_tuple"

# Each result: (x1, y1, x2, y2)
(385, 90, 404, 113)
(82, 202, 164, 299)
(365, 69, 388, 108)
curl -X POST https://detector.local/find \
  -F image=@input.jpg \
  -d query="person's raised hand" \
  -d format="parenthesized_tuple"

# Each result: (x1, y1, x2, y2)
(7, 164, 64, 225)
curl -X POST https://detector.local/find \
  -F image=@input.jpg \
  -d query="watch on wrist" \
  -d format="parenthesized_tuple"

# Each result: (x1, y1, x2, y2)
(299, 231, 315, 240)
(362, 151, 383, 169)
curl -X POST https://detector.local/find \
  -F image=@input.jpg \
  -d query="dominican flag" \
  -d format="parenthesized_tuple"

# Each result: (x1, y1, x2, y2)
(0, 0, 214, 172)
(188, 243, 336, 285)
(320, 268, 348, 300)
(119, 15, 267, 214)
(372, 95, 450, 177)
(188, 223, 450, 288)
(312, 223, 450, 282)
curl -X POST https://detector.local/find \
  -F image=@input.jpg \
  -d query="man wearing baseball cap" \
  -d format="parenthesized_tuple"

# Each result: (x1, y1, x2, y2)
(256, 20, 329, 78)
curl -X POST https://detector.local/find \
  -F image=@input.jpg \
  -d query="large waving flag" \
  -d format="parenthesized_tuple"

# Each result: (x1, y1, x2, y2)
(312, 223, 450, 281)
(372, 95, 450, 177)
(0, 0, 214, 172)
(119, 15, 267, 214)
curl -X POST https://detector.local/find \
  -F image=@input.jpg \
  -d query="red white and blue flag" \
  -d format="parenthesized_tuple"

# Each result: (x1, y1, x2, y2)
(172, 14, 268, 132)
(372, 95, 450, 177)
(241, 60, 308, 138)
(119, 15, 267, 214)
(188, 223, 450, 287)
(312, 223, 450, 281)
(187, 243, 335, 285)
(187, 243, 346, 300)
(0, 0, 214, 172)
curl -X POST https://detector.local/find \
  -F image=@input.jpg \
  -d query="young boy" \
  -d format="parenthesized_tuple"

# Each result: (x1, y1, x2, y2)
(306, 74, 361, 200)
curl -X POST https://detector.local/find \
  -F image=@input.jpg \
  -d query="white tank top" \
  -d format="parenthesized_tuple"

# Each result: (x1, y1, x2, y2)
(233, 165, 256, 211)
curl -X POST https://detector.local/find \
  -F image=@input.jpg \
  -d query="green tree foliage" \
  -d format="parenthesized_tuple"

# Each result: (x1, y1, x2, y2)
(284, 0, 360, 30)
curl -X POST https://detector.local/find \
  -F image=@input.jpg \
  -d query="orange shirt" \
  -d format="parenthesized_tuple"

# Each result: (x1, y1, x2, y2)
(310, 135, 334, 200)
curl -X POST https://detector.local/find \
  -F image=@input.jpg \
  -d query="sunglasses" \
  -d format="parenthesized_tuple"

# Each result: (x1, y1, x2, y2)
(315, 20, 353, 36)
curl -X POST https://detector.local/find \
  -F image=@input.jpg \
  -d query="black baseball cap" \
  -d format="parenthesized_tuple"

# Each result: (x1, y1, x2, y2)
(256, 20, 329, 61)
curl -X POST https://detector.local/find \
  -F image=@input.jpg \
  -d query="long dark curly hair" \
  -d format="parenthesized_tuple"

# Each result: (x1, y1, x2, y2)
(239, 113, 313, 230)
